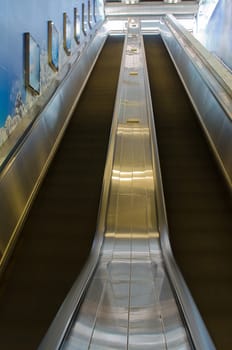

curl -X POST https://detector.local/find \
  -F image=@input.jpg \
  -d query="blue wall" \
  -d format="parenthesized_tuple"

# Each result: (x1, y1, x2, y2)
(0, 0, 104, 157)
(196, 0, 232, 71)
(205, 0, 232, 70)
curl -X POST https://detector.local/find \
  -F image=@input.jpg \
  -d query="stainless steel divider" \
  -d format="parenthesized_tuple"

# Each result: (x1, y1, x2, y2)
(58, 19, 189, 350)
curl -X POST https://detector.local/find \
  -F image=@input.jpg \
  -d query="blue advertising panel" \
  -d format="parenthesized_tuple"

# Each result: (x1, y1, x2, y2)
(63, 13, 72, 55)
(25, 33, 41, 94)
(48, 21, 59, 71)
(74, 7, 81, 44)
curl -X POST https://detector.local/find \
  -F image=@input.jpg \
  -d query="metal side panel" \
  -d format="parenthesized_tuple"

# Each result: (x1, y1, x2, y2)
(160, 15, 232, 187)
(0, 117, 51, 254)
(0, 26, 107, 268)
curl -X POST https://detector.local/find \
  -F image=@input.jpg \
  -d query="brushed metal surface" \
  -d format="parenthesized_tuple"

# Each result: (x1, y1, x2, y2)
(62, 19, 191, 350)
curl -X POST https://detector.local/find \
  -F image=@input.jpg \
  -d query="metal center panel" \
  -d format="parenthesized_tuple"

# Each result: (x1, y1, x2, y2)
(62, 19, 190, 350)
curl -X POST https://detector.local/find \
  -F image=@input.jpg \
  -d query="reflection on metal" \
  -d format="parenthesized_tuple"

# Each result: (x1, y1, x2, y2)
(162, 14, 232, 187)
(62, 19, 191, 350)
(126, 118, 139, 123)
(164, 0, 182, 3)
(105, 233, 160, 239)
(163, 0, 182, 4)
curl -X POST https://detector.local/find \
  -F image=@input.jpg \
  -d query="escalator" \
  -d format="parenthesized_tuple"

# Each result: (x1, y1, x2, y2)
(39, 21, 218, 350)
(1, 24, 231, 350)
(0, 35, 124, 350)
(144, 35, 232, 350)
(39, 28, 231, 350)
